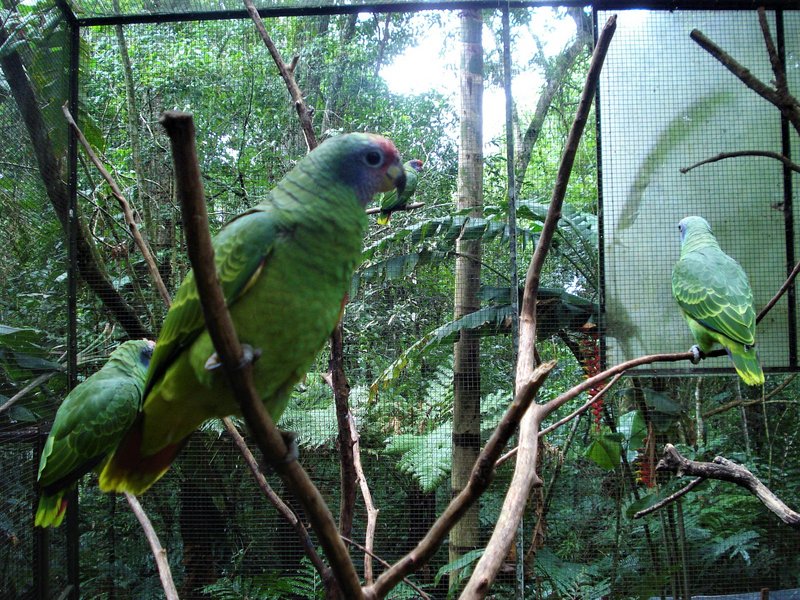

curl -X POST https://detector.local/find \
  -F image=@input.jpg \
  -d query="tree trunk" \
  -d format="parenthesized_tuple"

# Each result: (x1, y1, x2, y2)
(450, 8, 483, 592)
(0, 19, 151, 339)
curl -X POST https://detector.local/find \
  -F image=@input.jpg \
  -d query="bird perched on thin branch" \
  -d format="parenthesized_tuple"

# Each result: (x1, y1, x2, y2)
(672, 215, 764, 386)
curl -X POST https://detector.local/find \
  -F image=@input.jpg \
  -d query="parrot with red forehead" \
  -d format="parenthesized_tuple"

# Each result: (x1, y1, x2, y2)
(377, 158, 423, 225)
(100, 133, 406, 494)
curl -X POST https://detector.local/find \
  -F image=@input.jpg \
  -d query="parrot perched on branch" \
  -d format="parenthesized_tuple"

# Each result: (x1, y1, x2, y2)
(671, 215, 764, 386)
(36, 339, 154, 527)
(99, 133, 406, 495)
(376, 159, 423, 225)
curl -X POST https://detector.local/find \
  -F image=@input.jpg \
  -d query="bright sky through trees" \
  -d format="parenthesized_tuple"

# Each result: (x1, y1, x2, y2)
(380, 9, 581, 150)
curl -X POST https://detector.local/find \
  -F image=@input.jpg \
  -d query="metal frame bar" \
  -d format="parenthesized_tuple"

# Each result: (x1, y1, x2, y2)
(776, 10, 797, 369)
(65, 14, 81, 600)
(61, 0, 800, 28)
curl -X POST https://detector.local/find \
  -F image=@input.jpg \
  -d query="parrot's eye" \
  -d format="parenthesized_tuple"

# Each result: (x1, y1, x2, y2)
(364, 149, 384, 168)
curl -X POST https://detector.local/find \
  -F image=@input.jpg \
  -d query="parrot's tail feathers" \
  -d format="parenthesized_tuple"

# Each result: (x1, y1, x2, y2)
(376, 212, 391, 226)
(35, 492, 67, 528)
(99, 417, 186, 496)
(729, 346, 765, 386)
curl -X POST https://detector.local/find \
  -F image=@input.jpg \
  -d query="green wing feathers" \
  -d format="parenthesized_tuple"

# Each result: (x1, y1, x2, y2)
(672, 216, 763, 386)
(36, 340, 153, 527)
(377, 159, 422, 225)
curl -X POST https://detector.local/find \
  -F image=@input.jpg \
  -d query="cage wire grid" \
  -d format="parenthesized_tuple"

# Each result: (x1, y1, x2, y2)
(0, 2, 799, 600)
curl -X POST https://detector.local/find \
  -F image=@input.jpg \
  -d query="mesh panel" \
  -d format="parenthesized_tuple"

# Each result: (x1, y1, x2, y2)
(1, 4, 799, 600)
(599, 10, 792, 374)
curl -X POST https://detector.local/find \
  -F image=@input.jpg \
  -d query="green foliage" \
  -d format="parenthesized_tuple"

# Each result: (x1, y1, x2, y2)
(434, 548, 484, 596)
(203, 557, 323, 599)
(534, 547, 611, 599)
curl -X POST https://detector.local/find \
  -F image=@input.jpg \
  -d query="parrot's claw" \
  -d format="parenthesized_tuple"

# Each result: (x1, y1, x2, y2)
(204, 344, 262, 371)
(238, 344, 262, 369)
(689, 345, 702, 365)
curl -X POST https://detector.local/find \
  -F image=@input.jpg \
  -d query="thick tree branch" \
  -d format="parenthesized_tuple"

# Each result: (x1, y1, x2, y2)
(656, 444, 800, 528)
(125, 493, 179, 599)
(222, 418, 332, 582)
(496, 372, 624, 467)
(160, 111, 361, 600)
(633, 477, 706, 520)
(461, 17, 617, 598)
(0, 21, 150, 339)
(349, 412, 378, 585)
(363, 361, 556, 600)
(690, 25, 800, 137)
(341, 537, 430, 600)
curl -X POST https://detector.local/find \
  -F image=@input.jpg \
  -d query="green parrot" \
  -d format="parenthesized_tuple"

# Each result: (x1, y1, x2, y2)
(99, 133, 406, 495)
(36, 339, 154, 527)
(376, 159, 423, 225)
(671, 215, 764, 386)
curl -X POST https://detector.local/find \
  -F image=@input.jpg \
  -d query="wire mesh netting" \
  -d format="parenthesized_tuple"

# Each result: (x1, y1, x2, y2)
(1, 2, 799, 599)
(599, 10, 794, 375)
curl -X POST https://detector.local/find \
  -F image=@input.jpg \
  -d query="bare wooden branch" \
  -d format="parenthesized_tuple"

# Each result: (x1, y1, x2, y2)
(681, 150, 800, 175)
(0, 371, 60, 415)
(222, 417, 332, 582)
(656, 444, 800, 528)
(704, 373, 797, 419)
(757, 8, 789, 101)
(331, 323, 357, 539)
(496, 372, 624, 467)
(690, 27, 800, 136)
(62, 105, 172, 308)
(757, 259, 800, 325)
(633, 477, 706, 519)
(341, 536, 431, 600)
(365, 201, 425, 216)
(349, 412, 378, 585)
(462, 19, 617, 598)
(125, 493, 179, 600)
(160, 111, 361, 600)
(241, 0, 317, 151)
(363, 361, 557, 600)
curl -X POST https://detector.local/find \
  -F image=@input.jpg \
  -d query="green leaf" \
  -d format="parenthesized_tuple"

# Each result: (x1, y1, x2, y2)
(434, 547, 484, 586)
(9, 405, 37, 423)
(643, 388, 683, 432)
(618, 410, 647, 449)
(14, 352, 60, 372)
(585, 433, 622, 470)
(384, 422, 452, 492)
(369, 306, 513, 400)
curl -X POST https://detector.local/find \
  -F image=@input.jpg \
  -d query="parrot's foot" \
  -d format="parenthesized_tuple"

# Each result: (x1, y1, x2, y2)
(689, 345, 703, 364)
(204, 344, 262, 371)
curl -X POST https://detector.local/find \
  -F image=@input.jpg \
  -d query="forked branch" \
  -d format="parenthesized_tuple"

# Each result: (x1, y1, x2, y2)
(461, 16, 617, 598)
(656, 444, 800, 528)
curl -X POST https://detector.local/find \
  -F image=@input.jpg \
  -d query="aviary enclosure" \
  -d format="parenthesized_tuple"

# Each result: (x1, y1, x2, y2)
(1, 0, 799, 598)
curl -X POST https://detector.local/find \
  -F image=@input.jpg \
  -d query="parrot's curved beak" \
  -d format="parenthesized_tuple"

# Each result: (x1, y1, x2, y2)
(384, 162, 407, 196)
